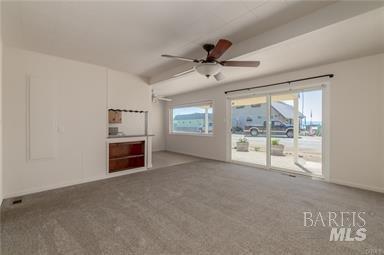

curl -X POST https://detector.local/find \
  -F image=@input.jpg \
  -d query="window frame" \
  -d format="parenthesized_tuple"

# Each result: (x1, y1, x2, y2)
(169, 101, 214, 136)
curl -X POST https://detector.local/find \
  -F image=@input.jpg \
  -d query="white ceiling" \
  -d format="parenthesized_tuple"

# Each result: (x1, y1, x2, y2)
(3, 1, 383, 97)
(2, 0, 333, 79)
(151, 7, 384, 96)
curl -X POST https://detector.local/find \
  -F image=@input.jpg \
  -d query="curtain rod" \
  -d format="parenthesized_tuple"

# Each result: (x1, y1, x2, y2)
(224, 74, 334, 95)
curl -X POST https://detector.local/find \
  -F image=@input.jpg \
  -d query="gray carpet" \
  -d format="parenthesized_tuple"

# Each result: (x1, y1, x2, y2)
(151, 151, 200, 170)
(1, 160, 384, 254)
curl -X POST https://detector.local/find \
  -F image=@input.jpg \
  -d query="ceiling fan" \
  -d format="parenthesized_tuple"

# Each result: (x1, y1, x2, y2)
(161, 39, 260, 81)
(152, 90, 172, 103)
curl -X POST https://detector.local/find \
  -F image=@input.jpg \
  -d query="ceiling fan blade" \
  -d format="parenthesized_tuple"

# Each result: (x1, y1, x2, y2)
(221, 61, 260, 67)
(161, 54, 199, 62)
(157, 97, 172, 102)
(214, 72, 225, 81)
(207, 39, 232, 61)
(172, 68, 195, 78)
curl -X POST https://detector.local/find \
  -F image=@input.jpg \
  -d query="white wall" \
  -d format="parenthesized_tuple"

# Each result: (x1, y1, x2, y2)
(108, 69, 150, 111)
(166, 53, 384, 193)
(107, 69, 150, 136)
(150, 101, 166, 151)
(381, 56, 384, 190)
(0, 2, 3, 203)
(2, 47, 152, 198)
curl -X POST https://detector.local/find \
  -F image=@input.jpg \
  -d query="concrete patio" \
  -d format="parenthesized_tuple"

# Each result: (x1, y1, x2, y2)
(231, 134, 322, 176)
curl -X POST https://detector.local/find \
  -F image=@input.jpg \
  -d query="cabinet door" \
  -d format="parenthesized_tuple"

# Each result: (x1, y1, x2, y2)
(116, 111, 122, 123)
(108, 111, 122, 123)
(108, 111, 116, 123)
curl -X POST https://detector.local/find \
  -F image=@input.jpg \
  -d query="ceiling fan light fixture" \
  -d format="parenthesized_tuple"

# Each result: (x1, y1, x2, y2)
(195, 63, 222, 77)
(214, 72, 225, 81)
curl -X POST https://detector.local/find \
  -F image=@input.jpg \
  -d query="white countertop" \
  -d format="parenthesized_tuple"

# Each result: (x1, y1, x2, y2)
(107, 134, 155, 139)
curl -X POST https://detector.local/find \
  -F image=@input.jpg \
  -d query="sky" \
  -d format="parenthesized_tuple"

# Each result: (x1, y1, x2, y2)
(299, 90, 322, 122)
(276, 90, 322, 122)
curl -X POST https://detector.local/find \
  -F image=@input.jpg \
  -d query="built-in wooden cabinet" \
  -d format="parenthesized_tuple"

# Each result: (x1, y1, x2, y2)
(108, 110, 122, 123)
(108, 141, 145, 173)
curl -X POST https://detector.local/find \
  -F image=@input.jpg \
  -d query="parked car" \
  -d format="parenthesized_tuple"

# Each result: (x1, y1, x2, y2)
(244, 120, 294, 138)
(231, 126, 244, 134)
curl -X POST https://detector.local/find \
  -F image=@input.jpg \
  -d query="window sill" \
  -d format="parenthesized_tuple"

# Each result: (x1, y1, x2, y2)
(169, 132, 214, 137)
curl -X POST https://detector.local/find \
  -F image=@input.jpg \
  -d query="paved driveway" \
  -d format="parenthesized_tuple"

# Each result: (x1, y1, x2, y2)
(232, 134, 321, 154)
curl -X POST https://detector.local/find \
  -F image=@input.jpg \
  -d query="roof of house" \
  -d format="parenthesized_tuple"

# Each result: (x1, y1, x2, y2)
(174, 113, 213, 121)
(271, 102, 305, 119)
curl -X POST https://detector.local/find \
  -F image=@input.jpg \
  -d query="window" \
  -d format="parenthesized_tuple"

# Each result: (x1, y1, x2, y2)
(170, 102, 213, 135)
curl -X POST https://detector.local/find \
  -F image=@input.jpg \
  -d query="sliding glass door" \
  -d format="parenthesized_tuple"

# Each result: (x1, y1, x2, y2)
(231, 95, 268, 166)
(230, 87, 323, 177)
(270, 92, 299, 171)
(297, 89, 323, 175)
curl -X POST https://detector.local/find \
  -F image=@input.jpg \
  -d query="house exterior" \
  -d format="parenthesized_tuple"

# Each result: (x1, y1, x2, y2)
(173, 113, 213, 133)
(232, 102, 305, 130)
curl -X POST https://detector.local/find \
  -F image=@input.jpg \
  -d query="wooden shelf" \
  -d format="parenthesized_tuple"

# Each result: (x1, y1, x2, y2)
(109, 154, 144, 161)
(108, 141, 145, 173)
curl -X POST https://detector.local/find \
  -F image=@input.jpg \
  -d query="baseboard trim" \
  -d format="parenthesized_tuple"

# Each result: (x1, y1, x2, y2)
(329, 178, 384, 193)
(3, 167, 148, 199)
